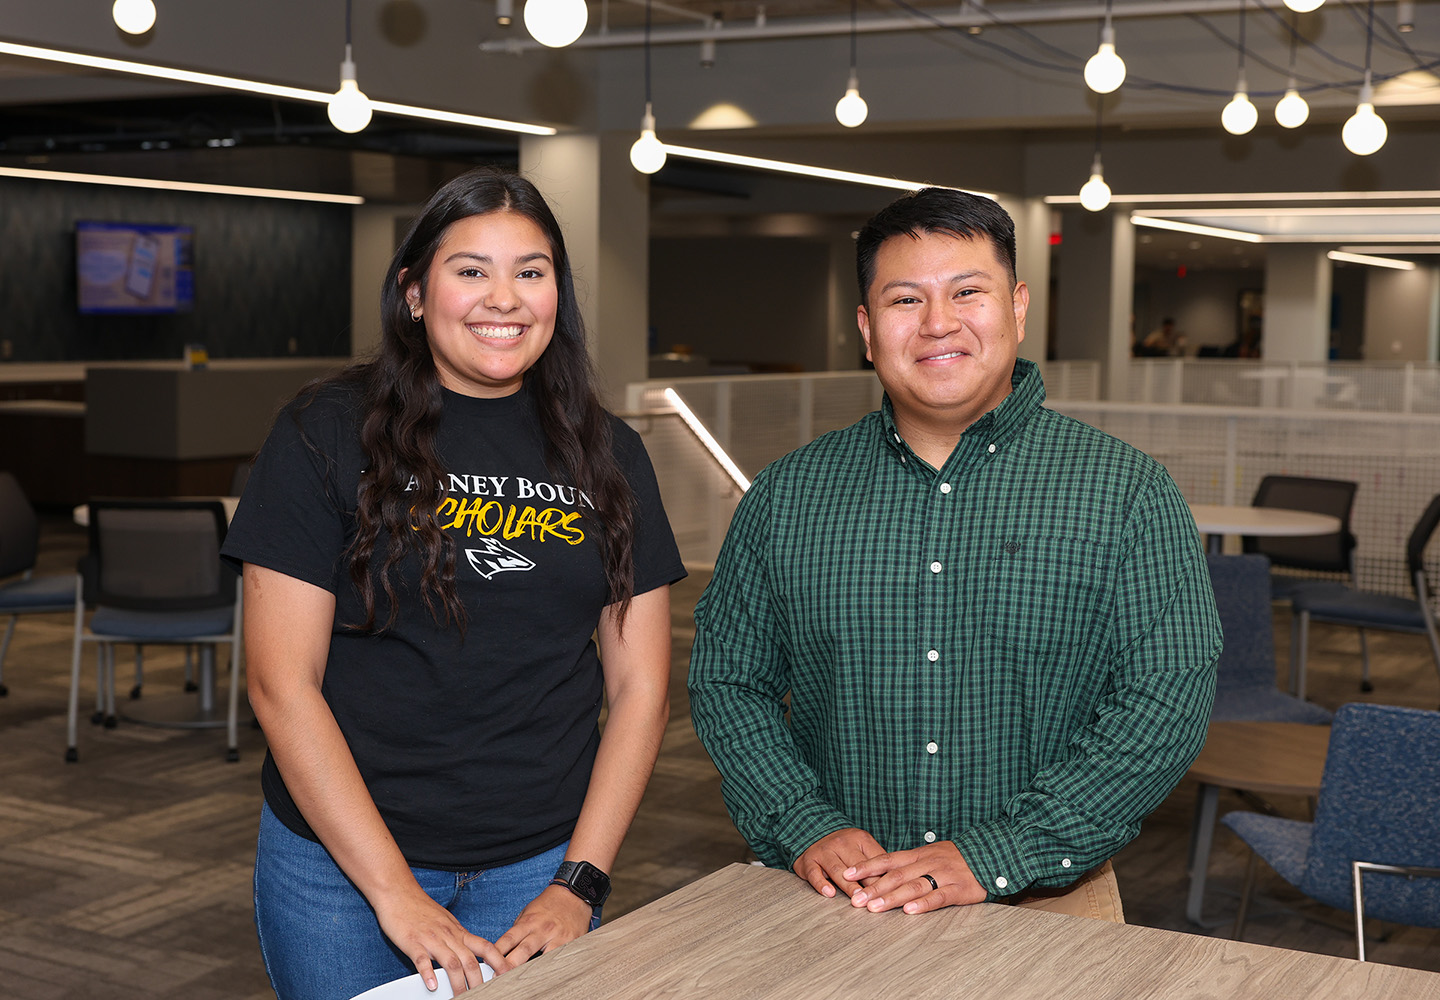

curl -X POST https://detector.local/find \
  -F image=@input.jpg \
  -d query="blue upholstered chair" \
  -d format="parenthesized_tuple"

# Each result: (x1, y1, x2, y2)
(1287, 493, 1440, 702)
(1222, 703, 1440, 960)
(1206, 553, 1332, 725)
(0, 471, 76, 697)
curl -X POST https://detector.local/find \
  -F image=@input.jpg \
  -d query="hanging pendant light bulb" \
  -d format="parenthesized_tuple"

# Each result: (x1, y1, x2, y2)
(523, 0, 588, 48)
(1343, 79, 1387, 155)
(629, 0, 665, 174)
(1084, 4, 1125, 95)
(328, 47, 373, 133)
(327, 1, 372, 134)
(835, 73, 868, 128)
(1343, 4, 1387, 155)
(1274, 15, 1309, 128)
(1222, 76, 1258, 134)
(1283, 0, 1325, 11)
(112, 0, 156, 34)
(1079, 100, 1111, 212)
(1079, 155, 1112, 213)
(1221, 4, 1256, 135)
(835, 0, 867, 127)
(630, 103, 666, 174)
(1275, 87, 1310, 128)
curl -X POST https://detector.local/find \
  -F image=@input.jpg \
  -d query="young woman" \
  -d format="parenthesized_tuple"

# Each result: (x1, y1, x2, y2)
(223, 168, 684, 1000)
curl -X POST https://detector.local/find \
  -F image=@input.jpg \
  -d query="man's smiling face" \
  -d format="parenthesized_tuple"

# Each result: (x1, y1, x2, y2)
(858, 229, 1028, 440)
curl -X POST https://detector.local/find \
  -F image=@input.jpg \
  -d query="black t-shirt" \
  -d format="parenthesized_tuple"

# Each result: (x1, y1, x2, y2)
(222, 381, 685, 870)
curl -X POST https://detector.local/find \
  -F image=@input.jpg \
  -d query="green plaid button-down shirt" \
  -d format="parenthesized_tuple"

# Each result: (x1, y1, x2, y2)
(689, 359, 1220, 899)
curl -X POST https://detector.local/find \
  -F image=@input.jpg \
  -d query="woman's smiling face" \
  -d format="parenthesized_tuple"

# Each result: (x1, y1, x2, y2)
(405, 210, 559, 398)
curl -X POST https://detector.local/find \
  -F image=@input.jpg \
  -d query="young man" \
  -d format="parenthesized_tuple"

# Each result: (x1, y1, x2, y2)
(689, 188, 1220, 920)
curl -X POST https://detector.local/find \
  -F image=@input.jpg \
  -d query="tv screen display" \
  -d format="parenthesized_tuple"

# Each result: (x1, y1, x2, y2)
(76, 221, 194, 314)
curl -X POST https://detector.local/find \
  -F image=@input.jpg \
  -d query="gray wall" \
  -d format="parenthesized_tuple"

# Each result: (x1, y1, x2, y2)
(649, 236, 831, 372)
(0, 177, 352, 363)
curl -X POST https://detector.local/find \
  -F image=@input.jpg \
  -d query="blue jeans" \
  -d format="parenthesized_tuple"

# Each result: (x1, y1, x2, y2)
(254, 803, 599, 1000)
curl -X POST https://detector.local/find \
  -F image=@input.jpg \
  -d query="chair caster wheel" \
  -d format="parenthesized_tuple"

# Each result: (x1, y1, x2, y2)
(65, 747, 78, 763)
(90, 711, 104, 725)
(129, 684, 142, 700)
(103, 714, 118, 729)
(1360, 681, 1374, 693)
(184, 681, 199, 692)
(226, 748, 240, 763)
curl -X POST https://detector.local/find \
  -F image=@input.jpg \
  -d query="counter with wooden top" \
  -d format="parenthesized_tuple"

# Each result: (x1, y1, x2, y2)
(460, 863, 1440, 1000)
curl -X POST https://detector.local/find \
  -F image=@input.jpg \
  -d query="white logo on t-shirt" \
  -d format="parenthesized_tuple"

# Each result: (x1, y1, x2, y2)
(465, 538, 537, 579)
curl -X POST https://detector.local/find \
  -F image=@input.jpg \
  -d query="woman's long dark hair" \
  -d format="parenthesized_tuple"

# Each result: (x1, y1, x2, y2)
(303, 167, 637, 633)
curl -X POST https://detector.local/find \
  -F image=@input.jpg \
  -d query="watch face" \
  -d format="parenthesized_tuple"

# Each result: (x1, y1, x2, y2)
(571, 861, 611, 904)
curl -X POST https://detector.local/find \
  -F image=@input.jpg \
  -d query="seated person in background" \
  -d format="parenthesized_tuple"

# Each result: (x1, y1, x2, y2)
(1139, 317, 1183, 356)
(689, 187, 1221, 922)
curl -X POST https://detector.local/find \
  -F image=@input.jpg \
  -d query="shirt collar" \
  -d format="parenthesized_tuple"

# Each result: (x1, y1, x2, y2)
(879, 358, 1046, 463)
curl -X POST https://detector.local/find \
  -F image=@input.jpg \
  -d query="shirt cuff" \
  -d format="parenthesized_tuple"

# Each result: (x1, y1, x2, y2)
(952, 818, 1037, 900)
(774, 798, 857, 870)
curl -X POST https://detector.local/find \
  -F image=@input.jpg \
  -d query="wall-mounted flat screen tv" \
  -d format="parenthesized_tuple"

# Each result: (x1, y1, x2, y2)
(76, 221, 194, 314)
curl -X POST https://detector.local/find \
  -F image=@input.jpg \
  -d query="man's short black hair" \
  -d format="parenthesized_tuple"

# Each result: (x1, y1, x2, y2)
(855, 188, 1017, 305)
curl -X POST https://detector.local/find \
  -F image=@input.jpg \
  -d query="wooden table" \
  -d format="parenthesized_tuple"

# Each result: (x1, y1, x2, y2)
(1185, 721, 1332, 926)
(459, 863, 1439, 1000)
(1188, 503, 1342, 555)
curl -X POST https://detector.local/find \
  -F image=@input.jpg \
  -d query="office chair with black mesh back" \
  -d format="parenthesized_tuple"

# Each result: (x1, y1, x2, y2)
(66, 500, 243, 763)
(1288, 493, 1440, 703)
(0, 471, 76, 696)
(1242, 475, 1358, 599)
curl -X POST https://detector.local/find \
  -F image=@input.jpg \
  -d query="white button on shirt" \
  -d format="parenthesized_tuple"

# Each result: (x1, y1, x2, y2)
(994, 876, 1008, 889)
(923, 831, 937, 843)
(926, 649, 939, 662)
(926, 741, 938, 754)
(939, 482, 952, 494)
(987, 443, 997, 454)
(1061, 858, 1072, 869)
(929, 561, 942, 574)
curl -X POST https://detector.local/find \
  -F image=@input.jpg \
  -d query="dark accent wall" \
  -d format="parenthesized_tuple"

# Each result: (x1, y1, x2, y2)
(0, 177, 351, 362)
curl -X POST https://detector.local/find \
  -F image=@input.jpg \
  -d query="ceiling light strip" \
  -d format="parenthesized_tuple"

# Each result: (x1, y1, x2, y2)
(1140, 206, 1440, 219)
(0, 165, 366, 205)
(1327, 250, 1417, 270)
(663, 387, 752, 493)
(1339, 245, 1440, 254)
(0, 39, 555, 136)
(1047, 190, 1440, 206)
(660, 143, 991, 197)
(1129, 214, 1263, 243)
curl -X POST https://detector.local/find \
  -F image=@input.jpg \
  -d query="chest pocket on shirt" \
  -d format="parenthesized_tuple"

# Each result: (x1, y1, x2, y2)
(980, 536, 1103, 654)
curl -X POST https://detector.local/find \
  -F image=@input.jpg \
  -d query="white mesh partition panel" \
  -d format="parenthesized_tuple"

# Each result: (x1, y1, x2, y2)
(1124, 360, 1440, 414)
(1053, 401, 1440, 598)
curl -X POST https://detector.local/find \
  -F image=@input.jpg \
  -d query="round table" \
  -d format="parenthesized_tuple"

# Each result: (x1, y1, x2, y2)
(1188, 503, 1342, 554)
(1184, 721, 1331, 925)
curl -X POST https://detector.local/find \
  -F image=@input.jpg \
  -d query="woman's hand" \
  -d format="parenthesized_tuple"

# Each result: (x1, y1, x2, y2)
(374, 886, 508, 992)
(491, 884, 594, 970)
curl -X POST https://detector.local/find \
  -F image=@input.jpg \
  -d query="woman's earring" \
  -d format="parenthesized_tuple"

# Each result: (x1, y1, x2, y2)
(409, 309, 422, 323)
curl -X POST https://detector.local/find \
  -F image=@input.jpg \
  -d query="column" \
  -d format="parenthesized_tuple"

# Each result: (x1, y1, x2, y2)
(1054, 207, 1134, 399)
(1263, 246, 1331, 362)
(520, 133, 651, 406)
(997, 195, 1052, 365)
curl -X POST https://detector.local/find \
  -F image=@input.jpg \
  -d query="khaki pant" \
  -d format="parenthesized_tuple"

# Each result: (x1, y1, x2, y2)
(1003, 860, 1125, 923)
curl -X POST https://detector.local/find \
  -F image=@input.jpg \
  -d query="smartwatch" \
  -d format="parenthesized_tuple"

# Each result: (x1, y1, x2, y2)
(551, 860, 612, 907)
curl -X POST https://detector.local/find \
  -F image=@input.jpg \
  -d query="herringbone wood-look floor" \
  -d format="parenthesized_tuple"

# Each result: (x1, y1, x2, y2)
(2, 517, 1437, 999)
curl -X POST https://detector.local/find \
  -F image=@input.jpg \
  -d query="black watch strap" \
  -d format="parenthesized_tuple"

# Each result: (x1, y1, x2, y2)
(551, 860, 612, 907)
